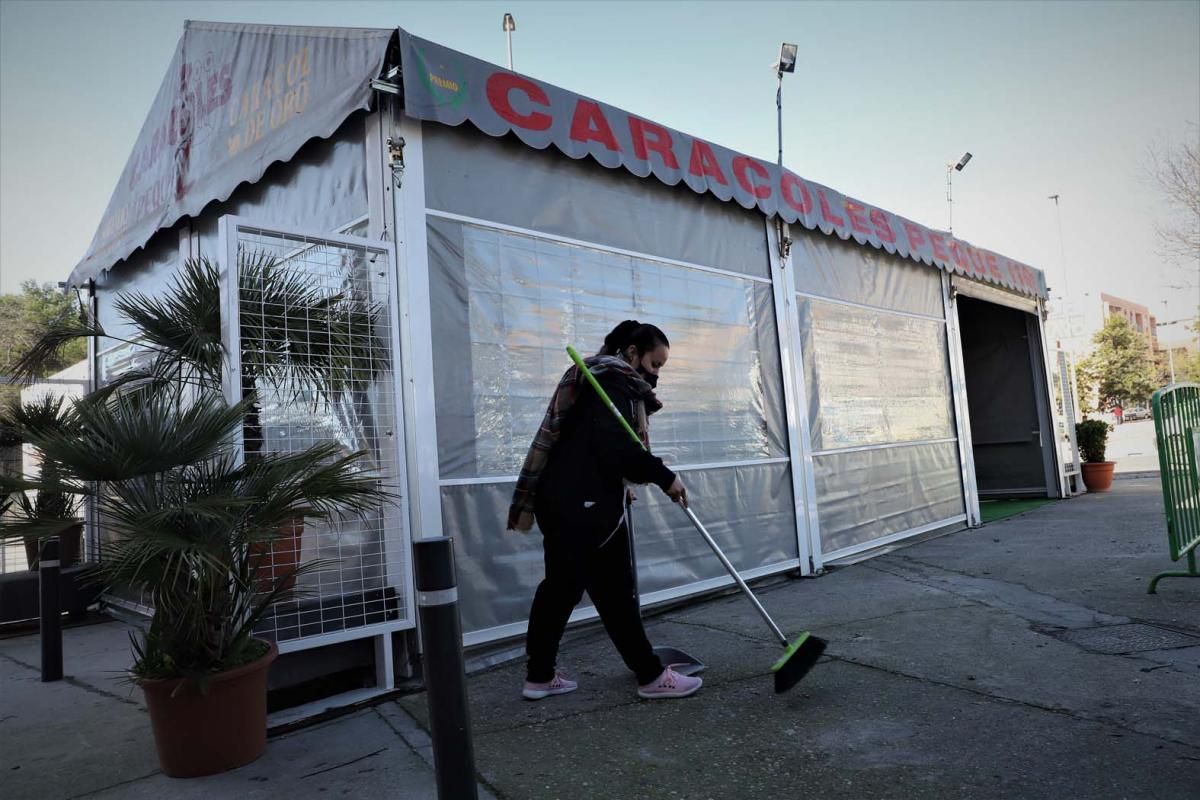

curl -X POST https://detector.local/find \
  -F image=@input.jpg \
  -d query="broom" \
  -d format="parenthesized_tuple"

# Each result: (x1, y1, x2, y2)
(566, 346, 827, 693)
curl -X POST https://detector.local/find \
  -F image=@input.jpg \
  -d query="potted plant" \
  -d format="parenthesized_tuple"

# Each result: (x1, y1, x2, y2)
(1, 395, 84, 569)
(1076, 418, 1115, 492)
(8, 254, 389, 778)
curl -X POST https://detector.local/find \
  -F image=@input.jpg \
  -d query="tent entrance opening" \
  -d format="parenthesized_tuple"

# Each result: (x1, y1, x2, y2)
(957, 295, 1056, 499)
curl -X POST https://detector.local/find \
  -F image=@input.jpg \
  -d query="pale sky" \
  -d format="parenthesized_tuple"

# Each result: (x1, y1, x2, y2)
(1, 0, 1198, 342)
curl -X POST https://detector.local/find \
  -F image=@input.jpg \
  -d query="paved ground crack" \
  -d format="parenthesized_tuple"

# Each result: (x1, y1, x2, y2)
(827, 653, 1200, 753)
(298, 746, 387, 779)
(375, 707, 509, 800)
(67, 769, 163, 798)
(866, 556, 1127, 628)
(0, 651, 141, 708)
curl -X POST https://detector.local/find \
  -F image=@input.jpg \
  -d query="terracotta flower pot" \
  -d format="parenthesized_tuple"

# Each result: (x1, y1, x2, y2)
(139, 641, 278, 778)
(250, 518, 304, 594)
(1081, 461, 1116, 493)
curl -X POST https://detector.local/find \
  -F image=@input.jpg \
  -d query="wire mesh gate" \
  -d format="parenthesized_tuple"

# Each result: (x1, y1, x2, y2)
(1149, 382, 1200, 593)
(218, 217, 414, 668)
(1055, 350, 1083, 496)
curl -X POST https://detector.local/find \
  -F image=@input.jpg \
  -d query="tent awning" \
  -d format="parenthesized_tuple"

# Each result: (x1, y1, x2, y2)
(68, 21, 395, 287)
(71, 21, 1045, 301)
(397, 30, 1046, 299)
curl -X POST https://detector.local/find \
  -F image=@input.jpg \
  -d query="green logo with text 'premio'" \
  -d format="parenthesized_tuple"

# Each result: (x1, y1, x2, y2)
(413, 47, 468, 110)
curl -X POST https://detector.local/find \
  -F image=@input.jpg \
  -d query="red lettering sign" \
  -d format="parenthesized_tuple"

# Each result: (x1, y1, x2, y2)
(688, 140, 728, 184)
(568, 99, 619, 151)
(902, 221, 926, 251)
(947, 240, 969, 269)
(817, 190, 846, 226)
(628, 117, 680, 170)
(870, 209, 895, 243)
(781, 173, 813, 214)
(844, 201, 872, 235)
(733, 156, 772, 199)
(928, 232, 949, 261)
(486, 72, 552, 131)
(967, 246, 987, 276)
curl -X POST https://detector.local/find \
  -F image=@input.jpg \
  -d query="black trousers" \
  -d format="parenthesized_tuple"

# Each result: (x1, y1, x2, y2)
(525, 507, 663, 685)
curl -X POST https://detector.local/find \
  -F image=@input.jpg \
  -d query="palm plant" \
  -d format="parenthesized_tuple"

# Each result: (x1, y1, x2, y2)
(15, 390, 383, 681)
(9, 250, 391, 683)
(0, 395, 84, 568)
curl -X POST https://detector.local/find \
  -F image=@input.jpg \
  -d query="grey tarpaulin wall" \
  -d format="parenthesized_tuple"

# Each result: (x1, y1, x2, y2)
(791, 232, 966, 558)
(422, 123, 797, 640)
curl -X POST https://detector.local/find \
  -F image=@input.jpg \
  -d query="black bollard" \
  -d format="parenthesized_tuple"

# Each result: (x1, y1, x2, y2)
(413, 537, 477, 800)
(39, 536, 63, 682)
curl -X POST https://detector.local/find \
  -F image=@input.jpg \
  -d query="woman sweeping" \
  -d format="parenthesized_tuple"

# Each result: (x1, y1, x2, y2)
(507, 320, 702, 700)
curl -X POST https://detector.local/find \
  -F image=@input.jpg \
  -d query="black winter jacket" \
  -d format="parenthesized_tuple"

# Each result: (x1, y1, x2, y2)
(534, 371, 675, 539)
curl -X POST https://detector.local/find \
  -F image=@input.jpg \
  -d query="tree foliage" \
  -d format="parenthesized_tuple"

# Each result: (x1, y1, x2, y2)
(0, 281, 87, 406)
(1076, 315, 1158, 410)
(1147, 128, 1200, 289)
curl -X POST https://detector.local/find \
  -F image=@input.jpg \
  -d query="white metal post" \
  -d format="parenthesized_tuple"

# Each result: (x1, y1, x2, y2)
(943, 272, 981, 527)
(384, 112, 445, 545)
(766, 219, 816, 575)
(1036, 298, 1068, 498)
(366, 108, 418, 681)
(216, 217, 244, 422)
(769, 224, 825, 572)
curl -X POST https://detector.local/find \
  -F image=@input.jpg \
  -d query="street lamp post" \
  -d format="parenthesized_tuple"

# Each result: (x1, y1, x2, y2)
(502, 13, 516, 70)
(946, 152, 972, 236)
(1159, 301, 1177, 384)
(1048, 194, 1071, 301)
(774, 43, 797, 169)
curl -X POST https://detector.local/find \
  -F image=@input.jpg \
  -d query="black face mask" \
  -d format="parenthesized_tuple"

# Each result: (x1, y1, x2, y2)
(639, 369, 659, 389)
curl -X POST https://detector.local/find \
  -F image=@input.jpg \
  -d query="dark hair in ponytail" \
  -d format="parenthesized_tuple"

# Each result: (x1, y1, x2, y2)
(600, 320, 670, 357)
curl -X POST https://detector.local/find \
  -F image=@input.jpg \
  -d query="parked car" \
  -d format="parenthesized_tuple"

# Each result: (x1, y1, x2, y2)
(1124, 406, 1152, 422)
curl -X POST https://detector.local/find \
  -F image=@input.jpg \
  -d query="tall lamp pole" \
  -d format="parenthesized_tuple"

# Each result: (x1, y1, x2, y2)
(502, 13, 516, 70)
(946, 152, 972, 236)
(774, 43, 797, 169)
(1159, 301, 1177, 384)
(1048, 194, 1071, 302)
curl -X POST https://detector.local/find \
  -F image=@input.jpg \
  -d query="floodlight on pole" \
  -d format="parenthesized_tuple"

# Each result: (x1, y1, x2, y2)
(502, 13, 516, 70)
(775, 43, 798, 168)
(945, 151, 972, 236)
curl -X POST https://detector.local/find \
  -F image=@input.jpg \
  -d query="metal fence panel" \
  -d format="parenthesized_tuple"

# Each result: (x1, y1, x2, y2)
(1150, 383, 1200, 592)
(219, 217, 413, 650)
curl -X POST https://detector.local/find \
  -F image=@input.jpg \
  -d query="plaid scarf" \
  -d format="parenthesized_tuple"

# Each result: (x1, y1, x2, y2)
(506, 354, 662, 531)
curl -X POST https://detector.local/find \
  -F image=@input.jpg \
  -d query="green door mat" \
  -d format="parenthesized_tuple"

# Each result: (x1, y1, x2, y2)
(979, 498, 1056, 524)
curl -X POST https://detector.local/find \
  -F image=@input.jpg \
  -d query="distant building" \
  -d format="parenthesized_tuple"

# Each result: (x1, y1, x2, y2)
(1100, 293, 1158, 352)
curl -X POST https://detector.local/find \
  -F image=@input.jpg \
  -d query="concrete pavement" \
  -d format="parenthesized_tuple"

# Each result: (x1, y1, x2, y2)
(2, 476, 1197, 799)
(1108, 418, 1160, 473)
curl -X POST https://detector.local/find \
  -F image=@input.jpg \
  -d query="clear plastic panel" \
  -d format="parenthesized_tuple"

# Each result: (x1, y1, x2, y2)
(797, 297, 956, 451)
(429, 217, 787, 480)
(814, 440, 965, 556)
(441, 462, 798, 638)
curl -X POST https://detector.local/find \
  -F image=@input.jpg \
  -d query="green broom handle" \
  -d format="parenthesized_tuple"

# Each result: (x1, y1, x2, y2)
(567, 345, 789, 649)
(566, 345, 646, 450)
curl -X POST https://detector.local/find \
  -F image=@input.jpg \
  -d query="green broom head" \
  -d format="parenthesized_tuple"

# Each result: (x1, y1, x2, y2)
(771, 631, 827, 694)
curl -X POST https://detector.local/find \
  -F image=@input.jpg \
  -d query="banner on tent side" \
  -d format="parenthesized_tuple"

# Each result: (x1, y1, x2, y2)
(70, 22, 395, 286)
(397, 30, 1046, 300)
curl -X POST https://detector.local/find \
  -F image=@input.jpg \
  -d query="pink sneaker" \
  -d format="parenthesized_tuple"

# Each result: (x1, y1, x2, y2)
(637, 665, 703, 699)
(522, 671, 578, 700)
